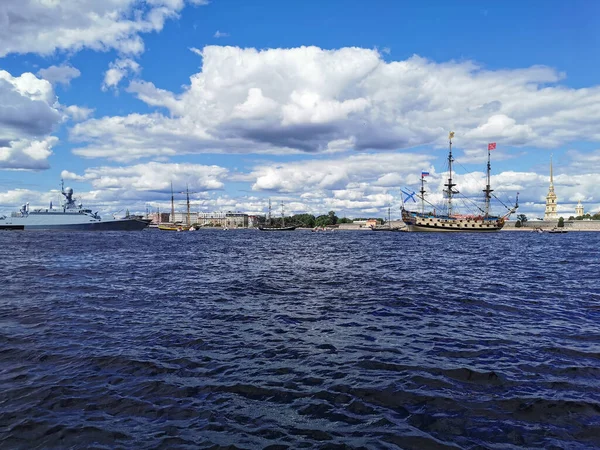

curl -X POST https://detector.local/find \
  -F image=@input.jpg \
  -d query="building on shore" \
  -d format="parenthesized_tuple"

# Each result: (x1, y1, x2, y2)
(170, 212, 199, 224)
(150, 212, 171, 224)
(197, 212, 249, 227)
(544, 155, 558, 221)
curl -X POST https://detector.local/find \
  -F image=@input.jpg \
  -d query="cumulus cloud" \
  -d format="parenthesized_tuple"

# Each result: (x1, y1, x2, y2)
(249, 152, 433, 193)
(69, 45, 600, 162)
(63, 105, 94, 122)
(0, 137, 57, 170)
(0, 70, 61, 169)
(102, 58, 141, 91)
(37, 64, 81, 86)
(61, 161, 229, 192)
(0, 0, 206, 58)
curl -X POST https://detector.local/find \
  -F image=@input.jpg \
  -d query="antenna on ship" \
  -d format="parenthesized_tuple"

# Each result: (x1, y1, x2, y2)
(444, 131, 458, 216)
(483, 142, 495, 217)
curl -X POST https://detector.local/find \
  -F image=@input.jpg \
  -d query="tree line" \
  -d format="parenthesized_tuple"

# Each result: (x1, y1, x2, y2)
(261, 211, 385, 228)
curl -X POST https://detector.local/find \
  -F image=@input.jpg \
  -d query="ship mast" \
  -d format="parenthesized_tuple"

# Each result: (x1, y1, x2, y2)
(170, 181, 175, 224)
(186, 184, 191, 226)
(268, 199, 272, 226)
(483, 144, 494, 217)
(420, 174, 426, 214)
(281, 201, 285, 228)
(444, 131, 458, 216)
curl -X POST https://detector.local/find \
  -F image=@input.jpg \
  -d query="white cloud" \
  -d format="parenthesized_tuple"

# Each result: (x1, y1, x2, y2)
(37, 64, 81, 86)
(0, 137, 57, 170)
(0, 70, 61, 170)
(213, 30, 230, 38)
(0, 0, 206, 58)
(69, 46, 600, 162)
(102, 58, 141, 91)
(250, 152, 433, 193)
(61, 161, 229, 192)
(63, 105, 94, 122)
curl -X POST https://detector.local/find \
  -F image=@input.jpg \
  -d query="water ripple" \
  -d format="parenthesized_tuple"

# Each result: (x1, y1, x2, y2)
(0, 229, 599, 448)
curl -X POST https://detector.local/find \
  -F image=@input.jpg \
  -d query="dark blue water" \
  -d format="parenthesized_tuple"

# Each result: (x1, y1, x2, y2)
(1, 229, 599, 449)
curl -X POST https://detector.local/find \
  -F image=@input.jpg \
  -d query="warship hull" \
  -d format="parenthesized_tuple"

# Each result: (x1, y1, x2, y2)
(0, 182, 151, 231)
(0, 217, 151, 231)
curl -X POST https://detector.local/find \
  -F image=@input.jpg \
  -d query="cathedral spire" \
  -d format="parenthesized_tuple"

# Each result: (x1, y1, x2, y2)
(544, 154, 558, 221)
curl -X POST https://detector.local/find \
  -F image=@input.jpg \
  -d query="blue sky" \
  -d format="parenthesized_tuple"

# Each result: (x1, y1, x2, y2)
(1, 0, 599, 219)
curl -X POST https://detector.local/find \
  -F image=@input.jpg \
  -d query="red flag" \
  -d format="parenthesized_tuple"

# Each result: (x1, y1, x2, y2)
(488, 143, 496, 151)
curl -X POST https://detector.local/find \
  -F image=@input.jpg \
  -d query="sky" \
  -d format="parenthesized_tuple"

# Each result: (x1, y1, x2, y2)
(1, 0, 599, 220)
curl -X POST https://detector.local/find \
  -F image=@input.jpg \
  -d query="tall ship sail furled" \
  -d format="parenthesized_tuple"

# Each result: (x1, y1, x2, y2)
(0, 181, 151, 231)
(401, 132, 518, 232)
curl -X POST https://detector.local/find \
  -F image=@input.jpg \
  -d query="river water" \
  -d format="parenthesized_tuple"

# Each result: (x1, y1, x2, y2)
(1, 229, 599, 449)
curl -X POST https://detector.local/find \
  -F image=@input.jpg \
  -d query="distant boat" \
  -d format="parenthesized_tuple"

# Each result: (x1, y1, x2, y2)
(401, 132, 518, 232)
(258, 199, 296, 231)
(371, 205, 407, 231)
(548, 227, 568, 234)
(0, 180, 150, 231)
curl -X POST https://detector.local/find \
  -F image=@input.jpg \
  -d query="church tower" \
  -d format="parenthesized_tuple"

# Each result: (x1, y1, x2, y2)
(576, 200, 584, 217)
(544, 155, 558, 221)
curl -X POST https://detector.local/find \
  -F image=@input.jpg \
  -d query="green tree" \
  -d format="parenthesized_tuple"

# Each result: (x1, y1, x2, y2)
(327, 210, 338, 225)
(515, 220, 522, 228)
(338, 217, 352, 224)
(291, 214, 316, 228)
(516, 214, 527, 224)
(557, 217, 565, 228)
(315, 215, 330, 227)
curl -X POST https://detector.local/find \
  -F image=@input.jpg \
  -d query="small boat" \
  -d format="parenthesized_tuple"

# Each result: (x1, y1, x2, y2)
(371, 226, 407, 232)
(548, 227, 568, 234)
(371, 206, 408, 231)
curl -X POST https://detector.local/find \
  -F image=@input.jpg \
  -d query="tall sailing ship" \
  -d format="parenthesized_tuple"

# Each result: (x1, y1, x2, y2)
(401, 132, 518, 232)
(158, 183, 197, 231)
(258, 199, 296, 231)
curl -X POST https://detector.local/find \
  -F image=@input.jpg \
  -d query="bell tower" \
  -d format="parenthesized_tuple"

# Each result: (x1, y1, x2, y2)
(576, 200, 584, 217)
(544, 155, 558, 221)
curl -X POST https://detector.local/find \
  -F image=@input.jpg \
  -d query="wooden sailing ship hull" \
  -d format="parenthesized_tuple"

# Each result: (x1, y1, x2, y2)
(158, 224, 195, 231)
(258, 226, 296, 231)
(401, 210, 504, 232)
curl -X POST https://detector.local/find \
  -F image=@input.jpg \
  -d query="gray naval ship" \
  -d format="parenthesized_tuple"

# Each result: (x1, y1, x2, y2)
(0, 183, 151, 231)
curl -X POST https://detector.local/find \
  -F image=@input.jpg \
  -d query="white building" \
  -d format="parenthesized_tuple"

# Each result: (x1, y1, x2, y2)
(196, 212, 249, 227)
(170, 212, 199, 224)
